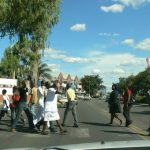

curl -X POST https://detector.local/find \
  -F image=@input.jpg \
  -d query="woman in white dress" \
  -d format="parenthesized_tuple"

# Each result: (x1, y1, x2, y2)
(33, 80, 46, 130)
(41, 81, 66, 135)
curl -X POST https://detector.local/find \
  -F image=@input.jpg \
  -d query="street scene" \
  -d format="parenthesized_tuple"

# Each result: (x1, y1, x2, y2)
(0, 0, 150, 149)
(0, 96, 150, 149)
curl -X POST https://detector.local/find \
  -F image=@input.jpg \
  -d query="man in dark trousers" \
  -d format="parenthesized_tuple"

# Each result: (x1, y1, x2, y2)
(11, 80, 34, 132)
(123, 84, 133, 127)
(62, 83, 79, 127)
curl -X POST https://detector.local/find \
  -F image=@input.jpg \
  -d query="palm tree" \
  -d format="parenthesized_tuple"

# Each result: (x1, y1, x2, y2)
(38, 62, 52, 80)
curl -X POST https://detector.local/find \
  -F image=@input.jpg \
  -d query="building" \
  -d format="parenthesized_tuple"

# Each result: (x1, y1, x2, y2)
(55, 72, 82, 93)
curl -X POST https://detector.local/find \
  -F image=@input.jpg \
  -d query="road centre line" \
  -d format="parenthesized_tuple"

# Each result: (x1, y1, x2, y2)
(87, 101, 150, 140)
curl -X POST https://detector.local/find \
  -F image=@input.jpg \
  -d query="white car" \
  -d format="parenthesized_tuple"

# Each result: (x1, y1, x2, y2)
(57, 94, 68, 108)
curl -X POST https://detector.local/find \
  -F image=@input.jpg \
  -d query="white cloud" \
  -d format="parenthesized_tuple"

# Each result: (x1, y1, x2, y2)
(42, 48, 147, 90)
(121, 39, 134, 46)
(114, 0, 150, 8)
(63, 57, 89, 63)
(119, 59, 142, 66)
(113, 33, 120, 36)
(121, 38, 150, 51)
(100, 4, 125, 13)
(112, 68, 125, 74)
(88, 50, 105, 57)
(43, 48, 90, 64)
(91, 69, 101, 74)
(135, 38, 150, 51)
(70, 24, 86, 31)
(98, 32, 120, 36)
(79, 51, 146, 90)
(43, 48, 66, 59)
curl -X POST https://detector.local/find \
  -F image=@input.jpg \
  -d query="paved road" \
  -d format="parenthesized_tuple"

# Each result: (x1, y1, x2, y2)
(0, 99, 150, 149)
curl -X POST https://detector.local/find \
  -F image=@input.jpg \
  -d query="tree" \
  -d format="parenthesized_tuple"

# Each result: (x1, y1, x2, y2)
(0, 47, 19, 78)
(117, 68, 150, 95)
(81, 75, 103, 96)
(117, 75, 135, 93)
(0, 41, 34, 80)
(38, 62, 52, 80)
(0, 0, 61, 84)
(132, 68, 150, 93)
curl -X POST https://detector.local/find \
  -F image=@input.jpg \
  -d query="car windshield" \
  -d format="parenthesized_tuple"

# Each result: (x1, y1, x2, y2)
(0, 0, 150, 149)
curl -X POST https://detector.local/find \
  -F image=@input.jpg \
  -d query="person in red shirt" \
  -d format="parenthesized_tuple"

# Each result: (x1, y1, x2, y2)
(123, 84, 133, 127)
(10, 86, 20, 125)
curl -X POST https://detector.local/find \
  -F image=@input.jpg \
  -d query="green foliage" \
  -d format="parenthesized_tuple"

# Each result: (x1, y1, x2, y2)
(117, 68, 150, 94)
(0, 0, 61, 83)
(0, 0, 61, 42)
(38, 62, 52, 80)
(135, 95, 147, 103)
(117, 75, 135, 93)
(132, 68, 150, 93)
(81, 75, 103, 96)
(0, 47, 19, 78)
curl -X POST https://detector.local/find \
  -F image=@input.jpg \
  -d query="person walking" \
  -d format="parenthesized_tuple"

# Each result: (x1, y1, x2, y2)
(108, 84, 122, 125)
(29, 83, 38, 116)
(33, 80, 46, 131)
(10, 86, 20, 125)
(11, 80, 34, 132)
(62, 83, 79, 127)
(123, 84, 133, 127)
(0, 89, 11, 121)
(41, 81, 66, 135)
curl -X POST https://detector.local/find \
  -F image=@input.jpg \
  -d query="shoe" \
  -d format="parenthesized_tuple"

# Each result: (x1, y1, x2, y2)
(120, 120, 123, 126)
(36, 124, 41, 132)
(73, 124, 79, 128)
(41, 131, 48, 135)
(146, 128, 150, 132)
(10, 128, 16, 132)
(60, 130, 67, 134)
(50, 128, 59, 134)
(29, 127, 37, 133)
(126, 120, 133, 127)
(61, 123, 66, 127)
(108, 122, 113, 125)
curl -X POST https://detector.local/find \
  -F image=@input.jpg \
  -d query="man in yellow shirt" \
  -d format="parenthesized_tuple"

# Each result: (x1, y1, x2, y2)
(62, 83, 79, 127)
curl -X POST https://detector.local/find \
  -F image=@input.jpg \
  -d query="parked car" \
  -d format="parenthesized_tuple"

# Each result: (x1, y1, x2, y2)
(57, 94, 68, 108)
(84, 94, 91, 100)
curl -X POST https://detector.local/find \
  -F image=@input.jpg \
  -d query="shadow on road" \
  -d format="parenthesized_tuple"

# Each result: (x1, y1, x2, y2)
(0, 120, 11, 127)
(102, 130, 136, 135)
(134, 104, 150, 107)
(0, 128, 10, 132)
(80, 121, 114, 127)
(131, 111, 150, 115)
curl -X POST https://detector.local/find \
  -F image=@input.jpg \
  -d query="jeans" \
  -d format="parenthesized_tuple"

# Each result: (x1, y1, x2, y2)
(62, 101, 78, 126)
(11, 102, 34, 129)
(123, 103, 133, 123)
(30, 104, 35, 116)
(11, 108, 16, 125)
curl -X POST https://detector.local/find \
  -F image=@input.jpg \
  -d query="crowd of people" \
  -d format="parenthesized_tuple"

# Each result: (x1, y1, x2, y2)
(0, 80, 149, 136)
(0, 80, 79, 135)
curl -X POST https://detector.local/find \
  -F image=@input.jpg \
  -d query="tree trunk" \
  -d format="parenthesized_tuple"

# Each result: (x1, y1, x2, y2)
(31, 59, 38, 85)
(31, 59, 38, 86)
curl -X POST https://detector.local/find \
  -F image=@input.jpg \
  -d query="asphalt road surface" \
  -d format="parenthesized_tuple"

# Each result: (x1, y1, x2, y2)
(0, 99, 150, 149)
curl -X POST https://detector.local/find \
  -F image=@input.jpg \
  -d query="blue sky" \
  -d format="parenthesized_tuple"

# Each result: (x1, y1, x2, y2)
(1, 0, 150, 90)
